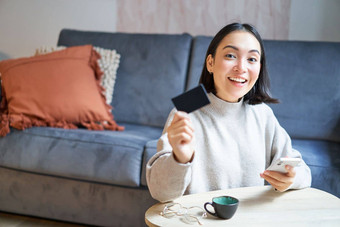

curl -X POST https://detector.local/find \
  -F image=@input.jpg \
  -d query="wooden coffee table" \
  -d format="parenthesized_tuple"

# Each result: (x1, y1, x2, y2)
(145, 186, 340, 226)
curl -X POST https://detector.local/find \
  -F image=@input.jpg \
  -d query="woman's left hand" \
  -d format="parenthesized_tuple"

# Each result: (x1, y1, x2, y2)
(260, 165, 296, 192)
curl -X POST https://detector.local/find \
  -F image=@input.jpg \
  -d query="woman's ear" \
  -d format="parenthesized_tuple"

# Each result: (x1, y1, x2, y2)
(206, 54, 214, 73)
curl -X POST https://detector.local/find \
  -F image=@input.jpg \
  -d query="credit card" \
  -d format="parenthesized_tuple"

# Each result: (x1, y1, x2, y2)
(171, 84, 210, 113)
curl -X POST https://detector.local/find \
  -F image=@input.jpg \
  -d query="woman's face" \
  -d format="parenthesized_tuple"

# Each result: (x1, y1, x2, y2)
(206, 31, 261, 102)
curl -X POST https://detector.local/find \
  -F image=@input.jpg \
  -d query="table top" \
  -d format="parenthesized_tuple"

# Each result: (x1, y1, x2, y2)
(145, 186, 340, 227)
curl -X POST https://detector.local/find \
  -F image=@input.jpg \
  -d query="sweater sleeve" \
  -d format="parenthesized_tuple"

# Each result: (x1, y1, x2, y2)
(146, 109, 192, 202)
(267, 106, 312, 190)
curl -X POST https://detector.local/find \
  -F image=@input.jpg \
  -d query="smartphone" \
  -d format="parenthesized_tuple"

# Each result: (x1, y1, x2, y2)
(266, 157, 301, 173)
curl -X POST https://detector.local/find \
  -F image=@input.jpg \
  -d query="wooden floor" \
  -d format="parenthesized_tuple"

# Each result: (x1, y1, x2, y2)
(0, 212, 87, 227)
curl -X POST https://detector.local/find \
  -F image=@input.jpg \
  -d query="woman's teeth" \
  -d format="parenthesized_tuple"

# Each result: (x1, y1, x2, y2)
(229, 77, 246, 83)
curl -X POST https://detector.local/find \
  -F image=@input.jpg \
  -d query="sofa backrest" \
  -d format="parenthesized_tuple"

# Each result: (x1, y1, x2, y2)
(58, 29, 192, 128)
(265, 40, 340, 142)
(187, 36, 340, 143)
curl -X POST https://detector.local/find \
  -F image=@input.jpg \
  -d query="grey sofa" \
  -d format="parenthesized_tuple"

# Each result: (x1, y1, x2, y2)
(0, 29, 339, 227)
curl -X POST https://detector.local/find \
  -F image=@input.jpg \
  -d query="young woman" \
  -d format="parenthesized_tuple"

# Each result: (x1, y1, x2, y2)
(146, 23, 311, 202)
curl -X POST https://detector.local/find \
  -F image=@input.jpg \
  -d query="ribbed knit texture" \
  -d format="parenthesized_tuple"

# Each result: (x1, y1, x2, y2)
(147, 93, 311, 202)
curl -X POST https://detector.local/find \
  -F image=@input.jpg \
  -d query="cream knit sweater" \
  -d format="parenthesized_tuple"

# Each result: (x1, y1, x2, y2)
(146, 93, 311, 202)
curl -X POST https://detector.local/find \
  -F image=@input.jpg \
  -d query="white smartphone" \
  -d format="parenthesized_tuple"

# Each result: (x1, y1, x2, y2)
(266, 157, 301, 173)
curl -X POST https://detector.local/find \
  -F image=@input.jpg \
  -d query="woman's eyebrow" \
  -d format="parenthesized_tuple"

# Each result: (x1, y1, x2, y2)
(223, 45, 260, 55)
(249, 49, 261, 55)
(223, 45, 238, 50)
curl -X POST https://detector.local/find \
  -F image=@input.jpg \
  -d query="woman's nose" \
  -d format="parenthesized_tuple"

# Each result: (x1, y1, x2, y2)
(233, 59, 246, 72)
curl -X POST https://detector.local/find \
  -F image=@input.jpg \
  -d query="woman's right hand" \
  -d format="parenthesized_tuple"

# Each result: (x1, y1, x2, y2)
(167, 111, 195, 164)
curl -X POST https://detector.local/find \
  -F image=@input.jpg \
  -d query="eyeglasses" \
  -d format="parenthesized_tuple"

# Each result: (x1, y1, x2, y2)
(160, 202, 207, 225)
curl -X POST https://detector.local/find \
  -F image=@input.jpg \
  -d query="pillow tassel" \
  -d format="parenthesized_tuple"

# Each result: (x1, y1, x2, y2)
(81, 121, 104, 131)
(10, 114, 32, 130)
(66, 123, 78, 129)
(0, 114, 10, 137)
(103, 120, 125, 131)
(0, 83, 10, 136)
(31, 118, 48, 127)
(48, 120, 78, 130)
(90, 49, 104, 81)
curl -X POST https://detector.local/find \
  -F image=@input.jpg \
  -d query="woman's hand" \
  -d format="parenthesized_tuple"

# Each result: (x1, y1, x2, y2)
(167, 111, 195, 164)
(260, 165, 296, 192)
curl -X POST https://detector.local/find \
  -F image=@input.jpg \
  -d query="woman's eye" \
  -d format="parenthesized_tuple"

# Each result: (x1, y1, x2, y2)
(225, 54, 235, 59)
(248, 57, 258, 62)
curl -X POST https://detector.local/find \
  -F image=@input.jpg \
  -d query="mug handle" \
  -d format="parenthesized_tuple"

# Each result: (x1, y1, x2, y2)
(204, 202, 217, 216)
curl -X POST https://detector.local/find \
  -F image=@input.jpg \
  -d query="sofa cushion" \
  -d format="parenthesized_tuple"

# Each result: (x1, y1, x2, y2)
(0, 123, 162, 187)
(57, 29, 193, 128)
(187, 36, 340, 142)
(0, 166, 157, 226)
(293, 139, 340, 168)
(141, 139, 158, 186)
(292, 139, 340, 197)
(0, 45, 123, 137)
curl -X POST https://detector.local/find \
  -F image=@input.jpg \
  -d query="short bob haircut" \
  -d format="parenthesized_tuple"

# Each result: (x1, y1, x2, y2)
(199, 23, 278, 105)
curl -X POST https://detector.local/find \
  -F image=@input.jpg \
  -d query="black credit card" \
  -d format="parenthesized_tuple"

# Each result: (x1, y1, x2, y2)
(171, 84, 210, 113)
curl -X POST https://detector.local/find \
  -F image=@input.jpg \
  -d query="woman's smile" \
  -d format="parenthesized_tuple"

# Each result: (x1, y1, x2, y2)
(228, 76, 248, 87)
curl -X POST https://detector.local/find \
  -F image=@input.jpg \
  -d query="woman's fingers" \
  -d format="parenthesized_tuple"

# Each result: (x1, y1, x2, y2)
(169, 122, 194, 137)
(167, 111, 195, 163)
(260, 165, 296, 192)
(171, 111, 190, 124)
(167, 112, 194, 141)
(261, 174, 286, 192)
(174, 115, 193, 131)
(285, 165, 296, 178)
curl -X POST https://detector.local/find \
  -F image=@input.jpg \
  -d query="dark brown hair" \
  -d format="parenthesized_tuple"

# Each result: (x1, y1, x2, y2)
(199, 23, 278, 105)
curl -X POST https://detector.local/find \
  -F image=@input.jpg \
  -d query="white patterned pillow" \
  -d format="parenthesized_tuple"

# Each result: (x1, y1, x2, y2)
(35, 46, 120, 105)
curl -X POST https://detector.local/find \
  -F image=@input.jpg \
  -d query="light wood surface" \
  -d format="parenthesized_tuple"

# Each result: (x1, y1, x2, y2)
(145, 186, 340, 227)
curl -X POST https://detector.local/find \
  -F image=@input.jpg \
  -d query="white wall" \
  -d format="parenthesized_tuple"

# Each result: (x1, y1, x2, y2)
(289, 0, 340, 42)
(0, 0, 339, 60)
(115, 0, 291, 39)
(0, 0, 117, 59)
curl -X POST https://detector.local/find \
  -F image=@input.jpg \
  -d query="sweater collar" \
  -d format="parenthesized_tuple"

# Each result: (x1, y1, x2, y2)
(204, 92, 244, 116)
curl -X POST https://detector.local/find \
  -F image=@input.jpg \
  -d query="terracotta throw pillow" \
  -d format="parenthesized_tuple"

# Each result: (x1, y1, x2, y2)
(0, 45, 124, 137)
(35, 46, 120, 105)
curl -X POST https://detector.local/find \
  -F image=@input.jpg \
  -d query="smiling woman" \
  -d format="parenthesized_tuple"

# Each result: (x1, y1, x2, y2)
(200, 23, 278, 105)
(206, 31, 261, 103)
(146, 23, 312, 203)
